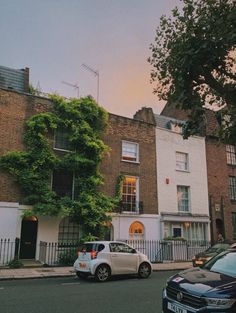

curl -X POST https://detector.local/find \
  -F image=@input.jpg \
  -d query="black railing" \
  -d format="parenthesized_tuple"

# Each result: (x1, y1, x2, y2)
(0, 238, 20, 265)
(115, 201, 144, 214)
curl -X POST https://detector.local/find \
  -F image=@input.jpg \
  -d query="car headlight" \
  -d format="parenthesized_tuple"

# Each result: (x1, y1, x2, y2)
(205, 297, 235, 308)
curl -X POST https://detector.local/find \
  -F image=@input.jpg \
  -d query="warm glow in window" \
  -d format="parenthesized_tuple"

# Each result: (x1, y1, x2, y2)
(122, 176, 138, 212)
(129, 221, 144, 238)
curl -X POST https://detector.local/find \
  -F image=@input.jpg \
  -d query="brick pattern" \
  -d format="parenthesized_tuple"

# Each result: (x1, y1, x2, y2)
(0, 89, 158, 215)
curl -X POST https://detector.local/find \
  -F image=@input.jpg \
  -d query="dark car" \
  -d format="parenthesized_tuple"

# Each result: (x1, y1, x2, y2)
(163, 248, 236, 313)
(192, 242, 232, 267)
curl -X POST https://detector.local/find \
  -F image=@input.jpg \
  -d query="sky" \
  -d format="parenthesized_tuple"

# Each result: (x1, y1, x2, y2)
(0, 0, 181, 118)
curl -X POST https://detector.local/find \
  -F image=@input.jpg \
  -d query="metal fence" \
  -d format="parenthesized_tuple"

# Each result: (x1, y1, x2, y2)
(0, 238, 20, 265)
(123, 239, 210, 263)
(0, 238, 210, 266)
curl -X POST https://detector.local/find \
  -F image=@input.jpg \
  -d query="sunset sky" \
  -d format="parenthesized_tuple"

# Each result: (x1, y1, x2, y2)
(0, 0, 181, 117)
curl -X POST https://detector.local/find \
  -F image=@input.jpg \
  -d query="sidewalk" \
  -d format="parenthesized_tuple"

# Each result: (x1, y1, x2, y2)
(0, 262, 192, 281)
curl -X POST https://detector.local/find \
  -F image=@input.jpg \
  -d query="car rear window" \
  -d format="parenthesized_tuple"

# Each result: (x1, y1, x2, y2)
(78, 243, 105, 252)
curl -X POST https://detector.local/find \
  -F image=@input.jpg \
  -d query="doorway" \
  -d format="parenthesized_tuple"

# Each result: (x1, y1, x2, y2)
(20, 216, 38, 259)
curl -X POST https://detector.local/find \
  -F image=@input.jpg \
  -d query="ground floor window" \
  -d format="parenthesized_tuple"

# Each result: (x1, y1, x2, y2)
(164, 221, 208, 241)
(58, 217, 81, 243)
(129, 221, 144, 239)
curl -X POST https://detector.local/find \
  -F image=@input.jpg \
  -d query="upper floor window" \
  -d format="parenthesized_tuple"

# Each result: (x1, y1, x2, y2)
(229, 176, 236, 201)
(176, 152, 189, 171)
(54, 128, 72, 151)
(122, 141, 139, 163)
(52, 170, 74, 199)
(177, 185, 190, 212)
(122, 176, 139, 212)
(226, 145, 236, 165)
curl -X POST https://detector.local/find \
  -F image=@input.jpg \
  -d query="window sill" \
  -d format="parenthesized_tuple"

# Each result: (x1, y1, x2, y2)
(176, 169, 190, 173)
(121, 160, 140, 164)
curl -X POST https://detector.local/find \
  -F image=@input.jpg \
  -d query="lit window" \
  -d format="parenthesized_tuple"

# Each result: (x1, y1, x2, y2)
(229, 176, 236, 201)
(122, 141, 139, 162)
(177, 186, 190, 212)
(54, 128, 72, 151)
(129, 221, 144, 239)
(176, 152, 188, 171)
(122, 176, 139, 212)
(226, 145, 236, 165)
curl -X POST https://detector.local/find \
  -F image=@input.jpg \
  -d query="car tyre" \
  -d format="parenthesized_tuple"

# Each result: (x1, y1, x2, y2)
(95, 264, 111, 282)
(138, 262, 151, 279)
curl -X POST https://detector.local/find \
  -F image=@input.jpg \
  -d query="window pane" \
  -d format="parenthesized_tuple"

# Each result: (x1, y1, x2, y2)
(122, 176, 138, 211)
(176, 152, 188, 171)
(177, 186, 190, 212)
(54, 128, 72, 151)
(226, 145, 236, 165)
(58, 217, 81, 243)
(52, 170, 73, 198)
(122, 141, 138, 162)
(229, 176, 236, 200)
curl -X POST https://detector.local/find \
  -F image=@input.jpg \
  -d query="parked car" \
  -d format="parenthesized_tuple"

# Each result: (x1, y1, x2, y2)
(163, 248, 236, 313)
(73, 241, 152, 282)
(192, 242, 232, 267)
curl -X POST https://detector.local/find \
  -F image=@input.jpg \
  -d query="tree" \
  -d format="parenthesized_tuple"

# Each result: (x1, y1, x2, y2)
(148, 0, 236, 143)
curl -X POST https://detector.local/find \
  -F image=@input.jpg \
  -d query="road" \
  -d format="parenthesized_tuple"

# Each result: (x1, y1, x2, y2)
(0, 271, 178, 313)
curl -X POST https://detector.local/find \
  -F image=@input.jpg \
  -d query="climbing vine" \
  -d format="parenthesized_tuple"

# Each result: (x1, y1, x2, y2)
(0, 95, 116, 238)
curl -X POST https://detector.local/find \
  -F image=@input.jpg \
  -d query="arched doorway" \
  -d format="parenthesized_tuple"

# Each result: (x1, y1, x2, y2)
(20, 216, 38, 259)
(129, 221, 145, 239)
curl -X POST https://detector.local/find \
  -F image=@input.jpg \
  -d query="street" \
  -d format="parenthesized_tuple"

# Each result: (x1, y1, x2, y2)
(0, 271, 178, 313)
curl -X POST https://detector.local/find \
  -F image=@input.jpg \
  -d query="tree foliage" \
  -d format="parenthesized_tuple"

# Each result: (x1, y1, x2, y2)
(148, 0, 236, 143)
(0, 95, 116, 238)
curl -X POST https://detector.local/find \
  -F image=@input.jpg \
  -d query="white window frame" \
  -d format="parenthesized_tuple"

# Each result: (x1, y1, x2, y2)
(226, 145, 236, 165)
(121, 140, 139, 163)
(176, 152, 189, 171)
(177, 185, 191, 212)
(122, 175, 139, 212)
(172, 224, 183, 238)
(229, 176, 236, 201)
(54, 128, 73, 152)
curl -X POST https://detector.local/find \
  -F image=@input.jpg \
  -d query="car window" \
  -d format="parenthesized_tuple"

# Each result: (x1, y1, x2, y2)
(78, 243, 104, 252)
(206, 243, 229, 253)
(205, 251, 236, 277)
(109, 243, 135, 253)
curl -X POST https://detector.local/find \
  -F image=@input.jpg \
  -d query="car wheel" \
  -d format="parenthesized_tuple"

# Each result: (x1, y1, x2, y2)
(95, 264, 111, 282)
(138, 262, 151, 279)
(76, 272, 89, 279)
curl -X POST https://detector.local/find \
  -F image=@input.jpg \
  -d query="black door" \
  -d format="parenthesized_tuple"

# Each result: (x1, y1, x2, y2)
(20, 217, 38, 259)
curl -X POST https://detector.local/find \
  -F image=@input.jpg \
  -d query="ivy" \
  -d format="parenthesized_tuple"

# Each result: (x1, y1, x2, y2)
(0, 95, 117, 238)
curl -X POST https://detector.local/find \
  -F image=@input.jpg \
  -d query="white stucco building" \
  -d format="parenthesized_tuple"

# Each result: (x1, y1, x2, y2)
(155, 115, 210, 242)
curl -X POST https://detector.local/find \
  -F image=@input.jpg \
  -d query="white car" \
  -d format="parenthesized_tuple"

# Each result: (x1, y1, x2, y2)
(73, 241, 152, 282)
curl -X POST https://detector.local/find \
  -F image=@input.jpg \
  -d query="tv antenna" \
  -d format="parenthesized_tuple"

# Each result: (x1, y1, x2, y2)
(62, 81, 80, 98)
(81, 63, 99, 103)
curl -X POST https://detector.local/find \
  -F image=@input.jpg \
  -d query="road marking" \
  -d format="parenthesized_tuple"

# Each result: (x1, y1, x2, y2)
(0, 287, 4, 290)
(60, 282, 81, 286)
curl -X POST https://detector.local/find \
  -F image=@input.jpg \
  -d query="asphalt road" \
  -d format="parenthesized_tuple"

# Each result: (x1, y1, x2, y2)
(0, 271, 178, 313)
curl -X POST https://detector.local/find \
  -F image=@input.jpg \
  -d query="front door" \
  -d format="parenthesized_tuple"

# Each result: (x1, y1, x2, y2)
(20, 217, 38, 259)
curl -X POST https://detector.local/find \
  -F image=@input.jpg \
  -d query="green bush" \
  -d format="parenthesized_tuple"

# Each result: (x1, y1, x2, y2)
(58, 248, 77, 266)
(8, 258, 24, 269)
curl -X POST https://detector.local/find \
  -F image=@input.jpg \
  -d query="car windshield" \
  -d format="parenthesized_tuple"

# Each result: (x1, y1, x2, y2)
(205, 243, 229, 254)
(204, 251, 236, 277)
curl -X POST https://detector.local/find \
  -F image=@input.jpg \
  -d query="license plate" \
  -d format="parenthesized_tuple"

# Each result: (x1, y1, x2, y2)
(195, 260, 203, 265)
(167, 302, 187, 313)
(79, 262, 87, 268)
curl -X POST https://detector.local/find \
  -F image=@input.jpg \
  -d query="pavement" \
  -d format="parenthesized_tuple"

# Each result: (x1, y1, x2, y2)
(0, 262, 192, 280)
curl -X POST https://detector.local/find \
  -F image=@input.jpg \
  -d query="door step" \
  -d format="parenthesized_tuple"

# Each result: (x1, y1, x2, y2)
(20, 259, 43, 268)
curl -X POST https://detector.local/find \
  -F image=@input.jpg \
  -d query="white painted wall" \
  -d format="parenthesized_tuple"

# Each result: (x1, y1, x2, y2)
(0, 202, 20, 239)
(111, 214, 160, 241)
(156, 127, 209, 215)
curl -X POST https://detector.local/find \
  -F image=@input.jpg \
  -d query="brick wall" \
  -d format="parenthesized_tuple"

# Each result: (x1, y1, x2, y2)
(100, 113, 158, 214)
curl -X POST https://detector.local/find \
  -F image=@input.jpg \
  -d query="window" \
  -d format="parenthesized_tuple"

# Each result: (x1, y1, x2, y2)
(176, 152, 188, 171)
(122, 176, 139, 212)
(58, 217, 81, 243)
(229, 176, 236, 201)
(226, 145, 236, 165)
(232, 213, 236, 240)
(52, 170, 74, 199)
(173, 227, 182, 238)
(122, 141, 139, 162)
(110, 242, 134, 253)
(54, 128, 72, 151)
(177, 186, 190, 212)
(129, 221, 144, 239)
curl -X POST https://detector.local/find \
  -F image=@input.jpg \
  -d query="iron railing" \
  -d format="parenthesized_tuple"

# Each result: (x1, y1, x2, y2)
(115, 201, 144, 214)
(0, 238, 210, 266)
(0, 238, 20, 265)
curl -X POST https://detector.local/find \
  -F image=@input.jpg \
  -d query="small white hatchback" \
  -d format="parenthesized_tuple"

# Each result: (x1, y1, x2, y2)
(73, 241, 152, 282)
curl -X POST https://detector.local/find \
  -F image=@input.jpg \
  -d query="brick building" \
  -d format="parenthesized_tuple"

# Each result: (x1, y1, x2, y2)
(0, 73, 159, 261)
(162, 104, 236, 243)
